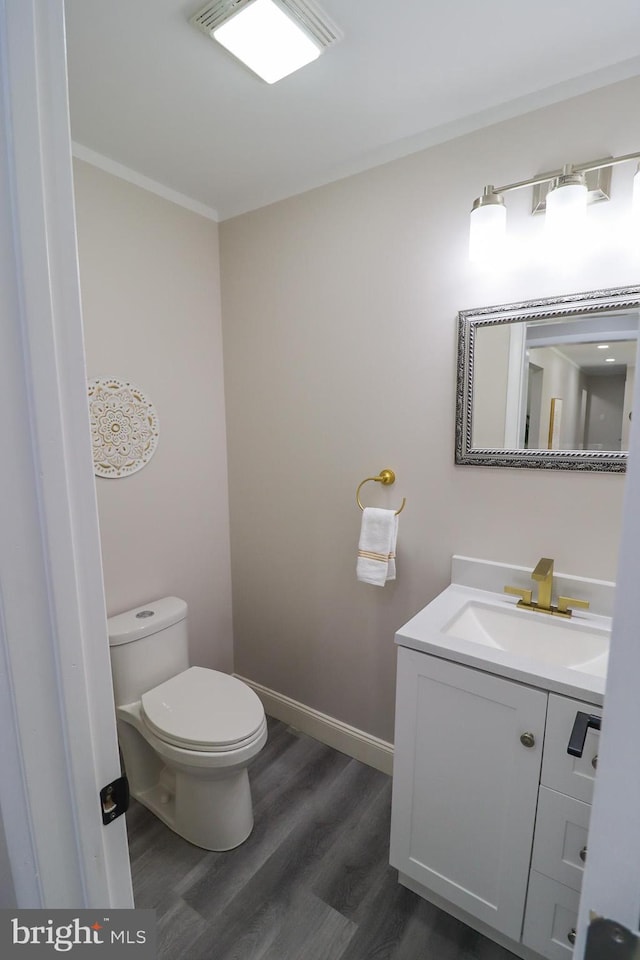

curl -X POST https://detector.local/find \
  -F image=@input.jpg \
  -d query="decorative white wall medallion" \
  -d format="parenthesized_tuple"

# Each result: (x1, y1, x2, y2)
(88, 378, 160, 478)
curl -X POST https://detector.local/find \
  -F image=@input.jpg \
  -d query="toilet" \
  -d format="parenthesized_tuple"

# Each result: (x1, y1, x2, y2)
(107, 597, 267, 851)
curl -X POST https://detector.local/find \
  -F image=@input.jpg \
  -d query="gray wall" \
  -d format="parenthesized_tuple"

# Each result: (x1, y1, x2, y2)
(585, 374, 626, 449)
(74, 160, 234, 673)
(220, 76, 640, 743)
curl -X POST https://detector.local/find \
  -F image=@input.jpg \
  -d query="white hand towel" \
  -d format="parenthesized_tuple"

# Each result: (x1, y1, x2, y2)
(357, 507, 399, 586)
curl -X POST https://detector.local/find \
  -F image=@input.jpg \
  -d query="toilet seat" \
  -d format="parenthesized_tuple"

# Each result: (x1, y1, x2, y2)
(141, 666, 265, 753)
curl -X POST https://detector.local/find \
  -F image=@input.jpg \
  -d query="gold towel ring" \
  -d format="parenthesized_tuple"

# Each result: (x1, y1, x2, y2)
(356, 469, 406, 516)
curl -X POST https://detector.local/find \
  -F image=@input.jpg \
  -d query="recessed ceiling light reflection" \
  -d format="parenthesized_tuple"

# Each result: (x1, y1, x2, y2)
(605, 357, 617, 363)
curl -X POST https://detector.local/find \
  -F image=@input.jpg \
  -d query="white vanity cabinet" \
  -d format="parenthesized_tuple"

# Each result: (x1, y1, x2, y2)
(522, 694, 602, 960)
(390, 648, 547, 941)
(390, 649, 602, 960)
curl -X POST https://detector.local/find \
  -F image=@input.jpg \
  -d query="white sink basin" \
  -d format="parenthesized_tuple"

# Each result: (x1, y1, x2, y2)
(444, 600, 609, 675)
(395, 560, 614, 700)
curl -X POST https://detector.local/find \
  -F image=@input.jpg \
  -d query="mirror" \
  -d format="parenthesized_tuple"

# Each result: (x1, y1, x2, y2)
(456, 285, 640, 471)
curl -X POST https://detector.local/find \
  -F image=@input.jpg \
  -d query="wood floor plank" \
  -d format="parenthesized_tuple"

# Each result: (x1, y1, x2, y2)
(182, 759, 385, 956)
(259, 888, 357, 960)
(131, 813, 211, 910)
(395, 904, 478, 960)
(127, 719, 519, 960)
(182, 737, 352, 922)
(126, 794, 170, 864)
(155, 896, 209, 959)
(338, 870, 429, 960)
(310, 777, 393, 921)
(171, 726, 333, 902)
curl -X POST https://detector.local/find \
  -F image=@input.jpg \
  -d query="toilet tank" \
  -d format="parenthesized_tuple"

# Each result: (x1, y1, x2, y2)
(108, 597, 189, 706)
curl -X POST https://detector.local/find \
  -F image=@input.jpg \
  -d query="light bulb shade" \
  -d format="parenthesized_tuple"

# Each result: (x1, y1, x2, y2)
(213, 0, 322, 84)
(545, 173, 588, 245)
(469, 194, 506, 263)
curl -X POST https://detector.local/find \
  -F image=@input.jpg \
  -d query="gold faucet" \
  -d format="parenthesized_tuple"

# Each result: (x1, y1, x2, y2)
(504, 557, 590, 618)
(532, 557, 554, 611)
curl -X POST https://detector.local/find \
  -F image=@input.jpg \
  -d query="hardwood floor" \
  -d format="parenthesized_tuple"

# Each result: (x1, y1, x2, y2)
(127, 717, 518, 960)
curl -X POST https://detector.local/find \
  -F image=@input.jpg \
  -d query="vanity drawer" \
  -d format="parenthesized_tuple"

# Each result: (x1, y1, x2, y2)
(522, 871, 580, 960)
(541, 694, 602, 803)
(531, 786, 590, 891)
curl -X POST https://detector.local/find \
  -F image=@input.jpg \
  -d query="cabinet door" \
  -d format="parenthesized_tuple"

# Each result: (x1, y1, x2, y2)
(390, 649, 547, 940)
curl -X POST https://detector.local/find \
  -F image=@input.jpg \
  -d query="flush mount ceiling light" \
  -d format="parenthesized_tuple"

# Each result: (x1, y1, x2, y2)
(469, 152, 640, 263)
(190, 0, 341, 84)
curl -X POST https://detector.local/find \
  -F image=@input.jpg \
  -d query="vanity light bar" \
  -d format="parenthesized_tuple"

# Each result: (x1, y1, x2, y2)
(484, 151, 640, 198)
(470, 151, 640, 263)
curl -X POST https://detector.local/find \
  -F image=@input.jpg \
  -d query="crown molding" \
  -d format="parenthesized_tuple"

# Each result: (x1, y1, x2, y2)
(71, 143, 219, 222)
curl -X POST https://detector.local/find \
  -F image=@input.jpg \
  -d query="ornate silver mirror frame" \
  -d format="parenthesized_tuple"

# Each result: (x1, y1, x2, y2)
(455, 284, 640, 472)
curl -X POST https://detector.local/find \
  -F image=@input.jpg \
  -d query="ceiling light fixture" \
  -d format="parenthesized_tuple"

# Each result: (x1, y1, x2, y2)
(470, 152, 640, 262)
(190, 0, 341, 84)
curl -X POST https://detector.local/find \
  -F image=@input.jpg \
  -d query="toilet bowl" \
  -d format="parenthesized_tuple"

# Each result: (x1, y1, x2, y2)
(108, 598, 267, 851)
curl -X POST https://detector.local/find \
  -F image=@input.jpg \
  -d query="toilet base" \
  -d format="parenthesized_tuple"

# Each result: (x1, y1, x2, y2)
(176, 766, 254, 850)
(116, 705, 267, 851)
(134, 766, 254, 851)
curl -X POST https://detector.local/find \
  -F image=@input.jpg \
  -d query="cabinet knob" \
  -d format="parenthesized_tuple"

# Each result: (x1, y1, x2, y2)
(592, 754, 598, 770)
(579, 845, 587, 863)
(568, 928, 577, 946)
(520, 732, 535, 748)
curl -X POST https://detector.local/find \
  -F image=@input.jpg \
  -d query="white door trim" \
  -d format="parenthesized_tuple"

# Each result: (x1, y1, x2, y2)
(0, 0, 132, 907)
(575, 338, 640, 952)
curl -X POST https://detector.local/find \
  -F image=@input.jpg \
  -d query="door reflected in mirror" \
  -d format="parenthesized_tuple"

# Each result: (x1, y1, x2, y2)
(456, 286, 640, 471)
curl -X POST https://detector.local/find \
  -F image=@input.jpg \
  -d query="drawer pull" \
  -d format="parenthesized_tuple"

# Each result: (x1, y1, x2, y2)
(579, 845, 587, 863)
(520, 732, 536, 748)
(567, 711, 601, 758)
(568, 928, 577, 946)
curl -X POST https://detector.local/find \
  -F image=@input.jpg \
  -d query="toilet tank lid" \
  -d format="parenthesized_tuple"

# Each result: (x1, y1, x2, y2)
(108, 597, 187, 646)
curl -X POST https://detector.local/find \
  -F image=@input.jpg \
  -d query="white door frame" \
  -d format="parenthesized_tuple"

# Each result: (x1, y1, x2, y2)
(0, 0, 132, 907)
(575, 360, 640, 950)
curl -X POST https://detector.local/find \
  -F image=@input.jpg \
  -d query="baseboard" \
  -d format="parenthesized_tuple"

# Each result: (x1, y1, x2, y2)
(235, 675, 394, 776)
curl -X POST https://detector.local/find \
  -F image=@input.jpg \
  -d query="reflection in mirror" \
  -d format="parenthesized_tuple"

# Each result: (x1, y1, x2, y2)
(456, 286, 640, 471)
